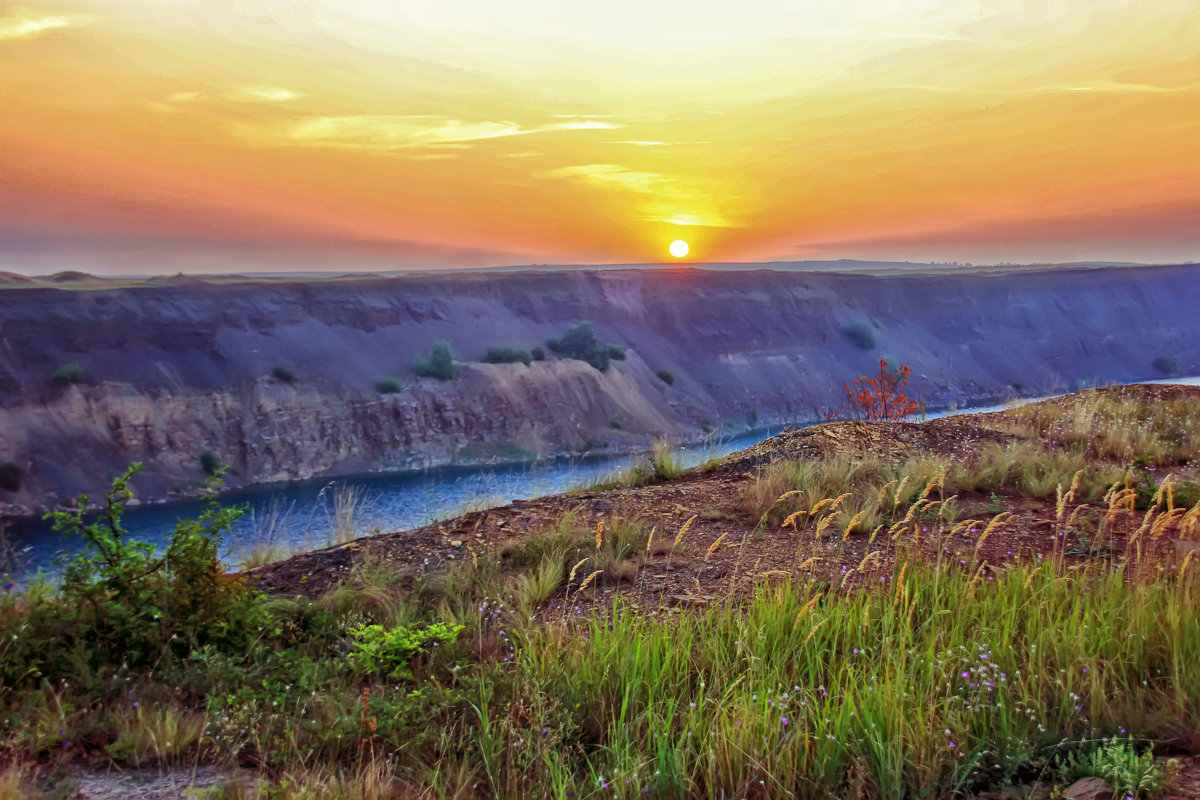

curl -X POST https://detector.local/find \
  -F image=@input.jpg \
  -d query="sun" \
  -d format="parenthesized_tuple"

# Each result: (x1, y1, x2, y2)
(668, 239, 689, 258)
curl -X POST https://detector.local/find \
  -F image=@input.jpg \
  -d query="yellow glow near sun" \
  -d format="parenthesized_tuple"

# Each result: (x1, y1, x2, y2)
(669, 240, 689, 258)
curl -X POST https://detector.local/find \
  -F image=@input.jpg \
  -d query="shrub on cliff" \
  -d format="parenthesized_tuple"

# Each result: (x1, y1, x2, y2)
(0, 461, 22, 492)
(50, 362, 85, 386)
(377, 377, 403, 394)
(657, 369, 675, 385)
(199, 451, 221, 476)
(841, 322, 877, 351)
(272, 365, 296, 383)
(606, 344, 627, 361)
(531, 346, 546, 362)
(1153, 354, 1179, 375)
(546, 321, 613, 370)
(414, 341, 458, 380)
(483, 346, 533, 366)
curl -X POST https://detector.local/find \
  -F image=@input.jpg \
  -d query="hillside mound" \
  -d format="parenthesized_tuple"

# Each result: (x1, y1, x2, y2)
(250, 383, 1200, 609)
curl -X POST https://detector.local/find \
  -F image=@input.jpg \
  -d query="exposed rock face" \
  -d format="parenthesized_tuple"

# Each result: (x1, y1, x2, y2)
(1, 264, 1198, 513)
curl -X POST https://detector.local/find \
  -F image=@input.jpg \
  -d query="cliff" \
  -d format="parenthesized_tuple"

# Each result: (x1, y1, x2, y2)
(1, 264, 1198, 514)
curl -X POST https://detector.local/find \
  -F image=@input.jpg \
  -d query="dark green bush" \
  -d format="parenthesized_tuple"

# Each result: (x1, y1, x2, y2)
(414, 341, 458, 380)
(610, 417, 624, 430)
(657, 369, 675, 385)
(531, 346, 546, 361)
(1152, 354, 1179, 375)
(606, 344, 627, 361)
(842, 322, 877, 350)
(483, 346, 533, 366)
(0, 461, 22, 492)
(272, 366, 295, 383)
(377, 377, 403, 394)
(50, 362, 85, 386)
(546, 322, 612, 370)
(199, 451, 221, 476)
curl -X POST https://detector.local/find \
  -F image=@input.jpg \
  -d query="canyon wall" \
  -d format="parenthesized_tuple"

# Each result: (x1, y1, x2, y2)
(1, 264, 1198, 513)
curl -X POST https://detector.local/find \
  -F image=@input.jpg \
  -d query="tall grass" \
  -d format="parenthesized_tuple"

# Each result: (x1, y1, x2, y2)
(999, 392, 1200, 464)
(509, 555, 1200, 799)
(583, 441, 685, 492)
(331, 483, 370, 546)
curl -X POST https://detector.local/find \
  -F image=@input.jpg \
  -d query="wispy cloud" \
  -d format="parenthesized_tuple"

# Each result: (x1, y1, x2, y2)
(542, 164, 669, 193)
(542, 164, 739, 228)
(241, 115, 622, 150)
(227, 85, 305, 103)
(166, 86, 303, 105)
(0, 9, 91, 41)
(883, 80, 1199, 96)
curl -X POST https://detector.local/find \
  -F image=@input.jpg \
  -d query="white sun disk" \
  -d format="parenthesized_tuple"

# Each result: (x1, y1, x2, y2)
(669, 240, 689, 258)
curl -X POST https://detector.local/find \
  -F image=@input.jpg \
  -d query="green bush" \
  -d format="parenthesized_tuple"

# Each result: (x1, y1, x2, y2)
(1152, 354, 1179, 375)
(348, 621, 463, 680)
(414, 341, 458, 380)
(546, 322, 612, 370)
(842, 322, 877, 350)
(483, 346, 533, 366)
(199, 451, 221, 476)
(272, 366, 295, 383)
(376, 377, 403, 394)
(531, 346, 546, 362)
(606, 343, 627, 361)
(657, 369, 675, 385)
(1056, 737, 1170, 799)
(610, 417, 624, 430)
(50, 363, 85, 386)
(0, 461, 21, 492)
(9, 465, 267, 684)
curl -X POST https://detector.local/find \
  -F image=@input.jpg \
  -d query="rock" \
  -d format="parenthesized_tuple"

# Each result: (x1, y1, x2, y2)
(1061, 777, 1113, 800)
(669, 594, 712, 608)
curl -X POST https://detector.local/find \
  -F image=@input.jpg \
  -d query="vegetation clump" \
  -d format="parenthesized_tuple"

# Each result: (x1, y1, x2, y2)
(271, 365, 295, 383)
(1152, 354, 1179, 375)
(413, 341, 458, 380)
(657, 368, 675, 385)
(0, 461, 22, 492)
(483, 346, 533, 366)
(376, 376, 403, 394)
(841, 321, 877, 350)
(546, 321, 623, 371)
(199, 450, 221, 476)
(49, 362, 85, 386)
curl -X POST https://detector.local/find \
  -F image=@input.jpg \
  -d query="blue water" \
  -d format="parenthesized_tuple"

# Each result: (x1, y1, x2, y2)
(2, 432, 770, 580)
(7, 376, 1196, 582)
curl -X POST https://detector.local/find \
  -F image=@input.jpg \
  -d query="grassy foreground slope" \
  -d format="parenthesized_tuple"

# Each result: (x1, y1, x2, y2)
(3, 384, 1200, 799)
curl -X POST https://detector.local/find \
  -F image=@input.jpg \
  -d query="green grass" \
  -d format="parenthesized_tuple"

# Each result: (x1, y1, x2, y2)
(3, 513, 1198, 798)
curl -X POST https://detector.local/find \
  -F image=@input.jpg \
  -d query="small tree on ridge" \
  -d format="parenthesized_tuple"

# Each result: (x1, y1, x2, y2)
(842, 358, 922, 421)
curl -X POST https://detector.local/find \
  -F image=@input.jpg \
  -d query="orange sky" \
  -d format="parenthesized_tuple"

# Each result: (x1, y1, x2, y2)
(2, 0, 1199, 272)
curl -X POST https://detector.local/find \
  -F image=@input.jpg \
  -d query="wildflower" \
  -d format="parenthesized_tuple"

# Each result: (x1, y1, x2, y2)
(781, 716, 789, 726)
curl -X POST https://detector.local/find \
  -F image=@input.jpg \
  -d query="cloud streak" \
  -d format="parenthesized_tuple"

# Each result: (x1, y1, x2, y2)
(0, 10, 91, 41)
(242, 116, 622, 150)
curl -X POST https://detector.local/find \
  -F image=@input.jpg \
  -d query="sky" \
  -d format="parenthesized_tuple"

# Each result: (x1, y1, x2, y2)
(1, 0, 1199, 273)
